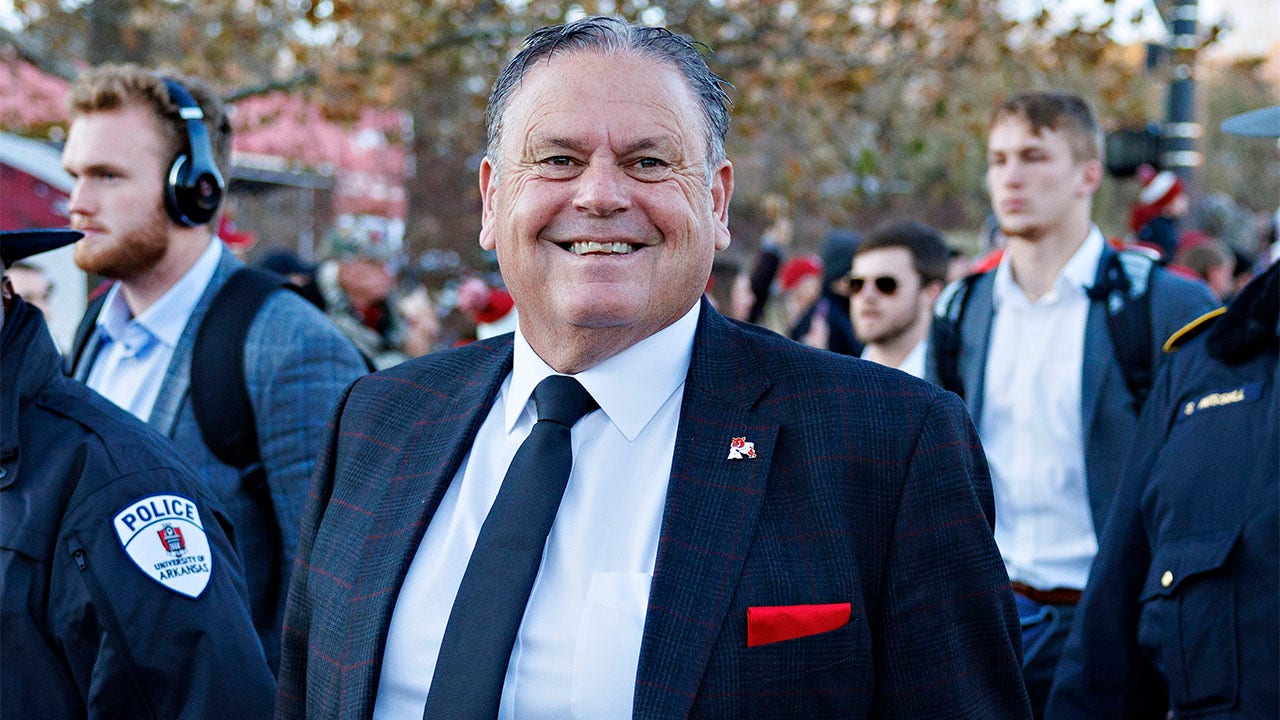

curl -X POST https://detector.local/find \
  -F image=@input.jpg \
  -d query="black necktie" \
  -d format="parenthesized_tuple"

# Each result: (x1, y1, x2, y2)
(422, 375, 598, 720)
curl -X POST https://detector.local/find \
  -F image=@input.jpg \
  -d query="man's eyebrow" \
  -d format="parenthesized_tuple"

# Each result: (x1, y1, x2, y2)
(989, 141, 1046, 154)
(617, 137, 671, 155)
(534, 136, 674, 156)
(65, 161, 130, 176)
(537, 136, 590, 155)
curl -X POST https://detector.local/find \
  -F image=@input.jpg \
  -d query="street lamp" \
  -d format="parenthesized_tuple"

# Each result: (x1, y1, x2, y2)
(1161, 0, 1201, 188)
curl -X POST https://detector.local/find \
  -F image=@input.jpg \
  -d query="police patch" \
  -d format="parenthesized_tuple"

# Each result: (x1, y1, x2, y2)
(112, 494, 213, 598)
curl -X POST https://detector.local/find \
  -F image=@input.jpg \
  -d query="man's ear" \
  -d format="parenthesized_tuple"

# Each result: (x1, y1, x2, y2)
(1078, 158, 1103, 197)
(922, 279, 945, 311)
(1, 276, 13, 322)
(478, 156, 497, 251)
(712, 161, 734, 251)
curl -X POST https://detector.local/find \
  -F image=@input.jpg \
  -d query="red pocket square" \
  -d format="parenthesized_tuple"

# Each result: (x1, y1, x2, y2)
(747, 602, 851, 647)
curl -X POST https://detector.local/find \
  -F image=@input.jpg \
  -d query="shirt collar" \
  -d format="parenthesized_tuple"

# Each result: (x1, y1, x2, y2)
(96, 238, 223, 349)
(506, 302, 701, 441)
(993, 226, 1105, 307)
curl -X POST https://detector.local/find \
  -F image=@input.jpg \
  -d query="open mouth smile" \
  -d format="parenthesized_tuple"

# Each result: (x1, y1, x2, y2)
(557, 241, 637, 255)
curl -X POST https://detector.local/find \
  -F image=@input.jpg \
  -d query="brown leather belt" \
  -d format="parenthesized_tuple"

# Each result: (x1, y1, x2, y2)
(1011, 581, 1083, 606)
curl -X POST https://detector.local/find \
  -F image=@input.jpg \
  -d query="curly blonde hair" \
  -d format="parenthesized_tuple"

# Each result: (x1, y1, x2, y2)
(66, 64, 232, 176)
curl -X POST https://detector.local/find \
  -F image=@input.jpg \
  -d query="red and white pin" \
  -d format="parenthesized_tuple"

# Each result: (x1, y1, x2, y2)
(727, 436, 757, 460)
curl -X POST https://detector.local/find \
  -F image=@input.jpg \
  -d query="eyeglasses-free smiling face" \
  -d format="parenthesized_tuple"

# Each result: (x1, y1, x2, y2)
(478, 50, 733, 372)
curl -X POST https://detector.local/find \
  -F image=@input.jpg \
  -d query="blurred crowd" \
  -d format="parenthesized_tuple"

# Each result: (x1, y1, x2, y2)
(126, 162, 1270, 382)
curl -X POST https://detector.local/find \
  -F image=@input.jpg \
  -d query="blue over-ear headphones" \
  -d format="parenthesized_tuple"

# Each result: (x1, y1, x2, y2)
(161, 78, 225, 227)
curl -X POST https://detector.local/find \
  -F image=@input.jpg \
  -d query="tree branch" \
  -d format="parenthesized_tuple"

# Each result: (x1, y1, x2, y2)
(225, 24, 527, 101)
(0, 27, 81, 82)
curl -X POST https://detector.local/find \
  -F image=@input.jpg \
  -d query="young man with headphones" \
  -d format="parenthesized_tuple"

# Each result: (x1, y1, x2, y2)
(62, 65, 368, 671)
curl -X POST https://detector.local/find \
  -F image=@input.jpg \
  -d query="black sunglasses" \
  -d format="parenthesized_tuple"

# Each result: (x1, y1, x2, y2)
(845, 274, 900, 296)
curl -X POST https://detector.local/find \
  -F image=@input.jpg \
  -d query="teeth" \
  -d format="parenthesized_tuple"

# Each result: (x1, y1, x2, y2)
(570, 241, 634, 255)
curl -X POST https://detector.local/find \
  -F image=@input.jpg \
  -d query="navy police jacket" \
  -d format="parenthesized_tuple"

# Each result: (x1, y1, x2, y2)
(0, 298, 275, 719)
(1047, 261, 1279, 718)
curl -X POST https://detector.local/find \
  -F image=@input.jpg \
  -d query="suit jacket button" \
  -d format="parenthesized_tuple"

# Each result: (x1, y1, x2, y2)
(1161, 570, 1174, 588)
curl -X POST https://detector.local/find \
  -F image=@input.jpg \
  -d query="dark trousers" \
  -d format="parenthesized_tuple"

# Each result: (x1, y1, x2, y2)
(1016, 592, 1077, 719)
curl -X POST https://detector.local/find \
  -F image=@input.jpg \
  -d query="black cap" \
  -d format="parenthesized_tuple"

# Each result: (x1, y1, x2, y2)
(1, 229, 83, 269)
(260, 250, 317, 277)
(1221, 106, 1280, 138)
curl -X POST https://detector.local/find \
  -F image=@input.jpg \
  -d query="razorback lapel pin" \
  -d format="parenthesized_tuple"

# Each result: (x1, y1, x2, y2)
(727, 436, 757, 460)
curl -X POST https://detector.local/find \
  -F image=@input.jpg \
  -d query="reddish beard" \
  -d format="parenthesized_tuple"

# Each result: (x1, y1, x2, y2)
(74, 205, 170, 281)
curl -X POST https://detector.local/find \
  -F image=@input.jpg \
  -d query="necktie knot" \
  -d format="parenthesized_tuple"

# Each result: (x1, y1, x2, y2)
(533, 375, 597, 428)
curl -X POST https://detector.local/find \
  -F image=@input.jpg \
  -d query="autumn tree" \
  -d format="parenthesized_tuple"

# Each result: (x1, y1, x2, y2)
(7, 0, 1268, 265)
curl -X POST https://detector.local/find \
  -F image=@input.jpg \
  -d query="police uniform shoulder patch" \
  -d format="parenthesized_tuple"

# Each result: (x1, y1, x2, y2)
(113, 494, 213, 598)
(1163, 307, 1227, 353)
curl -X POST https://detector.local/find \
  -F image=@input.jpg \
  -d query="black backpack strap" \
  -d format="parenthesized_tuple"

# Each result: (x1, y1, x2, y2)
(67, 290, 110, 377)
(191, 267, 287, 469)
(930, 272, 982, 400)
(1087, 251, 1155, 414)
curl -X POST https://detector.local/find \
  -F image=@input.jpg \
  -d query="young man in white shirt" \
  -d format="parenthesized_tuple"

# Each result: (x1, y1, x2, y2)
(926, 91, 1217, 717)
(848, 220, 949, 377)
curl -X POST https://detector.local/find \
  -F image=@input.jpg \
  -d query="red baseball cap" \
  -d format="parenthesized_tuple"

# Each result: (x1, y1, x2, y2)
(779, 255, 823, 291)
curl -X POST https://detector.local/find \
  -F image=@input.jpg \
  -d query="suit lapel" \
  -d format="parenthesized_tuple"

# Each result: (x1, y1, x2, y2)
(343, 340, 515, 714)
(148, 245, 240, 437)
(633, 303, 778, 719)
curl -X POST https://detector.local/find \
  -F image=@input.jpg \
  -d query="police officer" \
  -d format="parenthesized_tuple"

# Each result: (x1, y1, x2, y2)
(0, 229, 275, 718)
(1046, 106, 1280, 718)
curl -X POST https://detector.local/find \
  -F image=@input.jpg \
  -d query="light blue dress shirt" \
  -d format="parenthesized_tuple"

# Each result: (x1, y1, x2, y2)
(85, 239, 223, 422)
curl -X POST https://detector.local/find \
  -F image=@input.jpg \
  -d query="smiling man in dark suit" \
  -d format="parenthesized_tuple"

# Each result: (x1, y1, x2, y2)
(277, 16, 1030, 719)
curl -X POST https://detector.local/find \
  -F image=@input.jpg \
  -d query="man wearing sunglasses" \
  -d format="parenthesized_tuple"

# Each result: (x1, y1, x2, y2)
(848, 221, 949, 377)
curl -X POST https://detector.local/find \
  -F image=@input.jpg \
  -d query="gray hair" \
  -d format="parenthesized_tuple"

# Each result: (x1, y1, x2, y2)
(485, 16, 732, 177)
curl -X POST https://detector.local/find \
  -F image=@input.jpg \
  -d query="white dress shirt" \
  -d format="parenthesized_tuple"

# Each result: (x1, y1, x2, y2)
(898, 339, 928, 378)
(373, 303, 700, 720)
(85, 239, 222, 421)
(859, 339, 928, 378)
(981, 228, 1104, 591)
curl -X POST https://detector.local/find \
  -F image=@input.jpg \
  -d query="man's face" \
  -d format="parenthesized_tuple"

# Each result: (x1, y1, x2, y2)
(986, 116, 1099, 241)
(479, 50, 732, 364)
(849, 247, 931, 346)
(785, 274, 823, 319)
(64, 103, 172, 280)
(337, 258, 394, 309)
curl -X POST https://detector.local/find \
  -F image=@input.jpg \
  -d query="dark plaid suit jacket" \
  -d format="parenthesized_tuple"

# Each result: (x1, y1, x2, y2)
(276, 301, 1031, 719)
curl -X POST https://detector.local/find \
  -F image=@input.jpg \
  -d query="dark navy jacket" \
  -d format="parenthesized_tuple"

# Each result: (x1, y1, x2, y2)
(278, 301, 1030, 719)
(1047, 261, 1279, 718)
(0, 298, 275, 719)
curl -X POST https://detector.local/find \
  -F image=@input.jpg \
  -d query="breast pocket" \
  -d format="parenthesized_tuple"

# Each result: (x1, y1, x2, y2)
(1137, 528, 1241, 716)
(716, 610, 868, 719)
(740, 611, 862, 682)
(571, 572, 651, 720)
